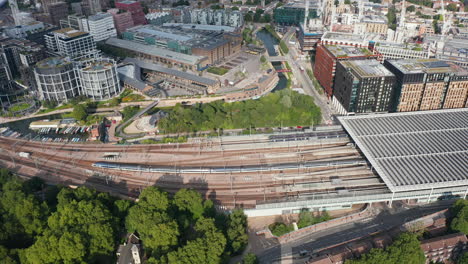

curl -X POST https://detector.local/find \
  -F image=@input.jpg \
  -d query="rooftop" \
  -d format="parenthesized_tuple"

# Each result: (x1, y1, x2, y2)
(35, 57, 71, 69)
(339, 109, 468, 193)
(105, 38, 205, 65)
(88, 12, 113, 21)
(325, 45, 374, 58)
(53, 27, 89, 38)
(162, 23, 237, 32)
(321, 32, 368, 43)
(124, 57, 218, 86)
(341, 60, 394, 78)
(386, 58, 468, 75)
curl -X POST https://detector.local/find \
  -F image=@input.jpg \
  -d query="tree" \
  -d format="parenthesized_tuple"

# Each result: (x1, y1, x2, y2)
(344, 0, 351, 4)
(71, 104, 88, 121)
(406, 5, 416, 12)
(447, 3, 458, 11)
(244, 12, 253, 22)
(231, 6, 239, 10)
(459, 252, 468, 264)
(346, 232, 425, 264)
(450, 200, 468, 234)
(387, 7, 397, 30)
(226, 209, 248, 254)
(260, 55, 267, 63)
(243, 253, 259, 264)
(174, 189, 205, 220)
(126, 187, 179, 256)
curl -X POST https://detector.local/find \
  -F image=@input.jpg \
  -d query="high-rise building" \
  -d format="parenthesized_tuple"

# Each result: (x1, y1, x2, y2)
(34, 57, 81, 103)
(333, 60, 396, 114)
(115, 1, 147, 26)
(48, 2, 69, 26)
(314, 44, 378, 98)
(384, 59, 468, 112)
(107, 9, 134, 35)
(76, 58, 121, 100)
(187, 9, 243, 28)
(0, 37, 45, 77)
(82, 13, 117, 42)
(45, 28, 97, 58)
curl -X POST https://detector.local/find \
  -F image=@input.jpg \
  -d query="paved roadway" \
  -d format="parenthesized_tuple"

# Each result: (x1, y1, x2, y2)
(258, 200, 454, 264)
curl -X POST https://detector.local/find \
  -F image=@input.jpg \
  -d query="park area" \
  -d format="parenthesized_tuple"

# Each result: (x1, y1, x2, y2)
(157, 89, 322, 133)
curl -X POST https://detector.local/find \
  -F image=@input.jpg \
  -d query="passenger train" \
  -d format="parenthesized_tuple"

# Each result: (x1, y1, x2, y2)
(92, 159, 367, 174)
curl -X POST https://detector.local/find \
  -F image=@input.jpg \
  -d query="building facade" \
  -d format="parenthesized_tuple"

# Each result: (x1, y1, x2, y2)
(333, 60, 396, 114)
(421, 233, 467, 264)
(45, 28, 97, 58)
(83, 13, 117, 42)
(314, 44, 378, 97)
(384, 59, 468, 112)
(115, 1, 147, 26)
(48, 2, 69, 26)
(34, 57, 81, 102)
(107, 9, 134, 35)
(77, 58, 121, 100)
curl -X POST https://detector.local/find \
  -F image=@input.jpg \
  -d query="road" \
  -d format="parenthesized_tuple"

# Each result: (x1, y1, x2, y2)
(257, 200, 454, 263)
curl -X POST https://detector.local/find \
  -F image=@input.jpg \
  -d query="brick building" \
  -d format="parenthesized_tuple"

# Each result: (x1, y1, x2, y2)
(384, 59, 468, 112)
(115, 0, 147, 26)
(107, 9, 134, 35)
(421, 233, 467, 264)
(314, 44, 378, 97)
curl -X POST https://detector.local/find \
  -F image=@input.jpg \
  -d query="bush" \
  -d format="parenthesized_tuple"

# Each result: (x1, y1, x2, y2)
(279, 40, 289, 54)
(207, 67, 229, 75)
(269, 222, 294, 237)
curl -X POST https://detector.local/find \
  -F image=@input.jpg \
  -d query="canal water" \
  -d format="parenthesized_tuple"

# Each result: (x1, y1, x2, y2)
(0, 114, 90, 142)
(256, 29, 288, 92)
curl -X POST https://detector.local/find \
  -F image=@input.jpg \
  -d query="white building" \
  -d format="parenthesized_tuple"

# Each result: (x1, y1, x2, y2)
(44, 27, 97, 58)
(82, 13, 117, 42)
(60, 13, 117, 42)
(77, 58, 121, 100)
(189, 9, 243, 28)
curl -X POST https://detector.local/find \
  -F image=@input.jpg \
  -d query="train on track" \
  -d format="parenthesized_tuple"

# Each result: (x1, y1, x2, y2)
(92, 159, 367, 174)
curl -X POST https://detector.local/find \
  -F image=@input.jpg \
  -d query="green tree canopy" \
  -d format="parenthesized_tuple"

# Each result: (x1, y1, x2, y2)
(174, 189, 205, 220)
(346, 232, 425, 264)
(71, 104, 88, 121)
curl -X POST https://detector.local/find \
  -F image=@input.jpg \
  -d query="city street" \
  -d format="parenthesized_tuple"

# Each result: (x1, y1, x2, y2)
(256, 200, 455, 263)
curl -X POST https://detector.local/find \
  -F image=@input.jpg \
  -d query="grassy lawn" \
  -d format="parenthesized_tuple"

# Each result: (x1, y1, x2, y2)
(36, 104, 73, 114)
(9, 103, 31, 112)
(207, 66, 229, 75)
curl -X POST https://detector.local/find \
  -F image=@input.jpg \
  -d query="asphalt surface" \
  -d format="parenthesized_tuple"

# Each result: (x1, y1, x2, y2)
(258, 200, 454, 264)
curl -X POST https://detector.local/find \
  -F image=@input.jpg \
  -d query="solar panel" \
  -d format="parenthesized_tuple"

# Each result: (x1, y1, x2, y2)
(339, 109, 468, 192)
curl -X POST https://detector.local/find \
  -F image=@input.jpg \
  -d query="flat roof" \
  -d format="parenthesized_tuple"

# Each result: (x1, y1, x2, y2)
(321, 32, 367, 43)
(325, 45, 373, 58)
(124, 58, 218, 86)
(105, 38, 205, 65)
(341, 60, 394, 78)
(339, 109, 468, 192)
(163, 23, 237, 32)
(53, 27, 88, 38)
(386, 58, 468, 75)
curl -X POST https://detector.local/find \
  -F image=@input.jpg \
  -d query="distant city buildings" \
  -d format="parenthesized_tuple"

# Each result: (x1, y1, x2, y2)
(107, 9, 134, 36)
(115, 0, 147, 26)
(187, 9, 244, 28)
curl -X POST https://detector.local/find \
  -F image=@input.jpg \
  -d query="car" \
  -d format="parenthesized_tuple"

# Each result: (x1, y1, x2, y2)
(299, 250, 308, 256)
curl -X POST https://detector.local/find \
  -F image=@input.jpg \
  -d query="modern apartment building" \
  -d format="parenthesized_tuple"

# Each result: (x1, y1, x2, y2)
(34, 57, 121, 102)
(107, 9, 134, 35)
(45, 28, 97, 58)
(77, 58, 121, 100)
(83, 13, 117, 42)
(384, 59, 468, 112)
(333, 60, 396, 114)
(34, 57, 81, 102)
(189, 9, 243, 28)
(60, 13, 117, 42)
(115, 0, 147, 26)
(314, 44, 378, 97)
